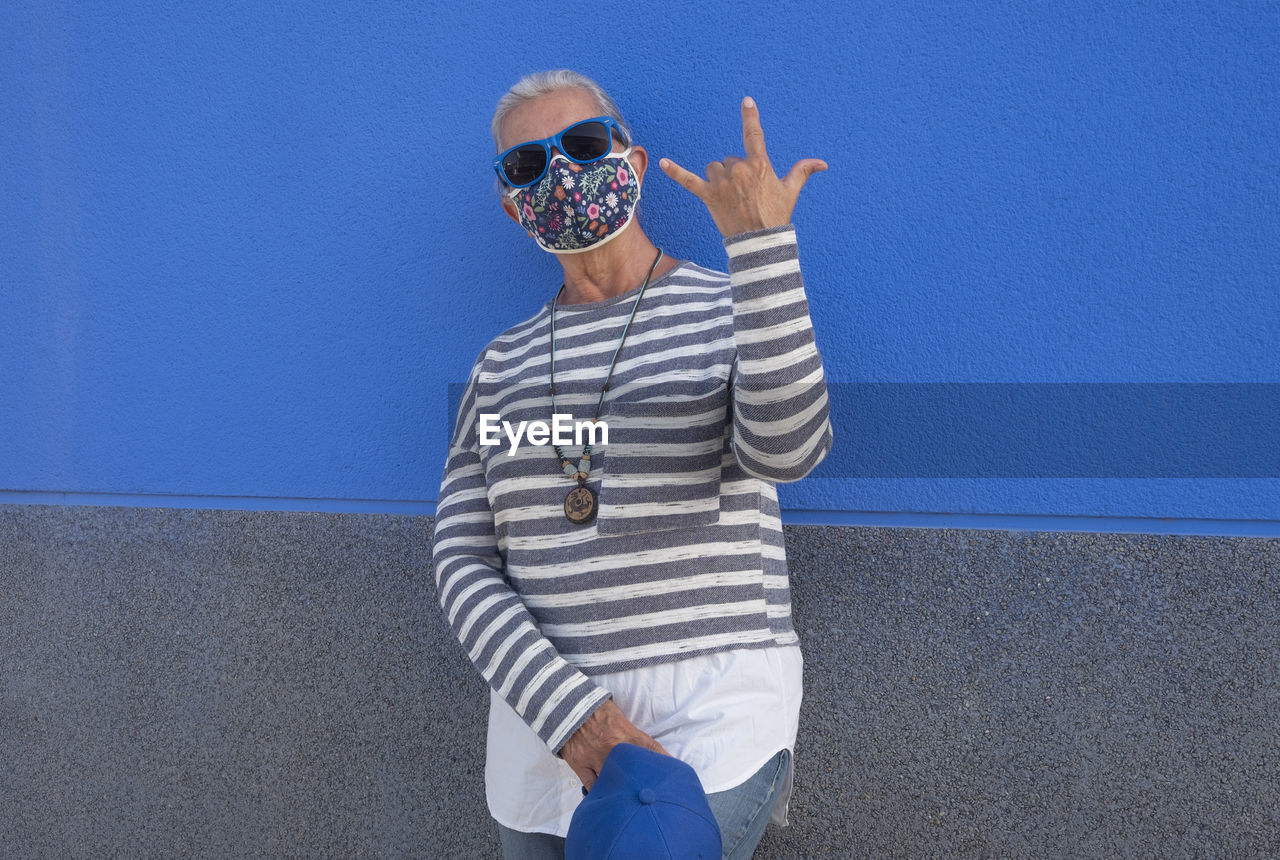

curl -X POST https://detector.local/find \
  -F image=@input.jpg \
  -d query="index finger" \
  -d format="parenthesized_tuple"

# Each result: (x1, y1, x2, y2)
(741, 96, 768, 161)
(658, 157, 710, 198)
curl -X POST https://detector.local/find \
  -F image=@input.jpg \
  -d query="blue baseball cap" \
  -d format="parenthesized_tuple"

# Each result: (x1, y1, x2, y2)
(565, 742, 723, 860)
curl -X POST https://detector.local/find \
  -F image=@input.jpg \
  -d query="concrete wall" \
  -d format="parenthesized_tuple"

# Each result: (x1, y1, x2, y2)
(4, 503, 1277, 857)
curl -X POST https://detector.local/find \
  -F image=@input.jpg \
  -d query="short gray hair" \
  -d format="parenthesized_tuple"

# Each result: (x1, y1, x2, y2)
(491, 69, 632, 153)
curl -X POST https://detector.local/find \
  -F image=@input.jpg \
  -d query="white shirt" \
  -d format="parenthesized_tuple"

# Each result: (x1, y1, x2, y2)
(485, 644, 804, 837)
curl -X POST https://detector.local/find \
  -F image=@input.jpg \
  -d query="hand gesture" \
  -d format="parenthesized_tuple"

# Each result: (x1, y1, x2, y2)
(659, 96, 828, 237)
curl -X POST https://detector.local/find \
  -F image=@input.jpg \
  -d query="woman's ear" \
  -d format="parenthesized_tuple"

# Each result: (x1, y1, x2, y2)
(629, 145, 649, 188)
(501, 196, 521, 224)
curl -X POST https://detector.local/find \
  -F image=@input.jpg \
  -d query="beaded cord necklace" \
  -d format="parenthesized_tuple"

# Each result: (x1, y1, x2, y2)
(549, 247, 664, 524)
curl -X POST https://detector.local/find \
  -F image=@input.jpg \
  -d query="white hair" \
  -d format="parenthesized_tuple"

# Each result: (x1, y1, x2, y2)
(491, 69, 632, 153)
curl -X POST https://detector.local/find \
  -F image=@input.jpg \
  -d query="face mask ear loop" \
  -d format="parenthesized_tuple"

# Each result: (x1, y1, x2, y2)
(612, 145, 642, 199)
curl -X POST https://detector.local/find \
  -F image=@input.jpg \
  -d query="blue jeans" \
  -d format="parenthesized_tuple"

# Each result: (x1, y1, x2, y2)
(495, 748, 791, 860)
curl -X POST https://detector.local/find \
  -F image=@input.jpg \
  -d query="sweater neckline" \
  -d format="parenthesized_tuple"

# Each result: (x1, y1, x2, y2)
(541, 260, 688, 315)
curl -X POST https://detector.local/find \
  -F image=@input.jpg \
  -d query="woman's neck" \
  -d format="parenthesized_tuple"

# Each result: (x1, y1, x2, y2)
(555, 227, 678, 305)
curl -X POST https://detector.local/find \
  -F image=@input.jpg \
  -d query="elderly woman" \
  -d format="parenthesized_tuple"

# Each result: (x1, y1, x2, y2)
(431, 69, 833, 859)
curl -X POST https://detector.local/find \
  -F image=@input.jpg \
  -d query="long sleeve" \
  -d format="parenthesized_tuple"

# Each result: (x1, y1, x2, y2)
(430, 352, 612, 754)
(724, 224, 834, 483)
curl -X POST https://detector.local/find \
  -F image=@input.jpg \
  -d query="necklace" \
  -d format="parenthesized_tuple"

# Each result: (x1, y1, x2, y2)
(549, 247, 664, 525)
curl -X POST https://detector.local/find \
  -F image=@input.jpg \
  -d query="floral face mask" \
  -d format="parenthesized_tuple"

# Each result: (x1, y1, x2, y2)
(506, 148, 641, 254)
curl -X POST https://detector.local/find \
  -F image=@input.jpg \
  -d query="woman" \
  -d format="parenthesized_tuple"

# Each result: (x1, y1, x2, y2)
(431, 69, 833, 859)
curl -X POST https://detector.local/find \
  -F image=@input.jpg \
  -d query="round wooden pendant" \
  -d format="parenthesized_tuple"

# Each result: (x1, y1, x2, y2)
(564, 485, 598, 525)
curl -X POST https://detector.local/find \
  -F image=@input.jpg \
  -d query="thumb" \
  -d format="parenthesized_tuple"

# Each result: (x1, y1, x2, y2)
(783, 158, 828, 195)
(568, 761, 598, 791)
(658, 157, 709, 199)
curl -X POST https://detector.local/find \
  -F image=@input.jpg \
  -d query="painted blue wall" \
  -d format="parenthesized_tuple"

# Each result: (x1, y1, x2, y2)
(3, 1, 1277, 526)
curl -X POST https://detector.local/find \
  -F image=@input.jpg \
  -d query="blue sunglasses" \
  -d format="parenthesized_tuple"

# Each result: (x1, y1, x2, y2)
(493, 116, 629, 189)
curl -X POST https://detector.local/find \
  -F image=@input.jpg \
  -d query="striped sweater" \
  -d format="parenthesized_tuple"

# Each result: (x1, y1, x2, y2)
(430, 223, 833, 754)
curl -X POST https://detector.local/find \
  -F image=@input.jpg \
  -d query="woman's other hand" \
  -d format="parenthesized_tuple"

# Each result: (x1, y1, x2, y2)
(558, 699, 671, 790)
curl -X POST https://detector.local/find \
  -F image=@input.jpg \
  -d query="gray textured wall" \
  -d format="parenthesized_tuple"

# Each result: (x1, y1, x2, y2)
(2, 503, 1277, 858)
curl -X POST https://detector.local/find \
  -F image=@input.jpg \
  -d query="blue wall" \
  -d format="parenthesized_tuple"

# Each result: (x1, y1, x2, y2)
(3, 1, 1277, 528)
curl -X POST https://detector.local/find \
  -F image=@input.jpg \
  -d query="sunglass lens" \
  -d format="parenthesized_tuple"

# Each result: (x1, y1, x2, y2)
(560, 121, 612, 162)
(502, 146, 547, 187)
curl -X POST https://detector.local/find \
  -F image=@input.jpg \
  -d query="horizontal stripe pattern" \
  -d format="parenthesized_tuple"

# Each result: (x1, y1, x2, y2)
(430, 224, 832, 751)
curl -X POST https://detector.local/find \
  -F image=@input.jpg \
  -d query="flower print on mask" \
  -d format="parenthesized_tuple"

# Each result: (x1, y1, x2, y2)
(507, 148, 642, 254)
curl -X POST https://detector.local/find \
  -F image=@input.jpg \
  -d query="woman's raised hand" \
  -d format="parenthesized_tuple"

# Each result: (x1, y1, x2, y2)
(659, 96, 827, 237)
